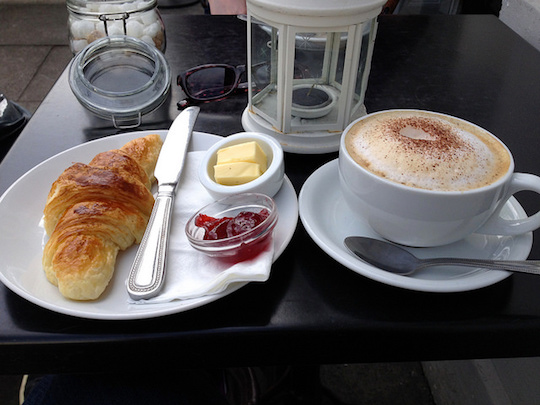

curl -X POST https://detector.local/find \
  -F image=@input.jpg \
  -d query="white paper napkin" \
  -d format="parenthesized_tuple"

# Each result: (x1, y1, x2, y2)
(128, 151, 274, 305)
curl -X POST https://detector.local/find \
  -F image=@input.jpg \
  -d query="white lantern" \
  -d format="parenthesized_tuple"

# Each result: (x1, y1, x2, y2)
(242, 0, 387, 153)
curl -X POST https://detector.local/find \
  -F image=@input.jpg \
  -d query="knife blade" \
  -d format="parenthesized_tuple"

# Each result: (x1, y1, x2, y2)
(127, 106, 200, 300)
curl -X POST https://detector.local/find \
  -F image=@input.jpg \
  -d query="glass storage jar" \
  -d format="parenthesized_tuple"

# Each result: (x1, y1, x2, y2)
(66, 0, 166, 54)
(69, 35, 171, 128)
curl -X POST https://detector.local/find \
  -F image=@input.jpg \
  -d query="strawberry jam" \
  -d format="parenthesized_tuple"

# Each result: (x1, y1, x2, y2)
(195, 209, 270, 240)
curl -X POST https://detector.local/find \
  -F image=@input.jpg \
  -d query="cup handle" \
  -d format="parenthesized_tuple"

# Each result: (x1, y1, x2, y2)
(477, 173, 540, 235)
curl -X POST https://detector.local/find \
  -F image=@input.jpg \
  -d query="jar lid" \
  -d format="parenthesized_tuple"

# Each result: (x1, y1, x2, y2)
(69, 35, 170, 128)
(67, 0, 158, 15)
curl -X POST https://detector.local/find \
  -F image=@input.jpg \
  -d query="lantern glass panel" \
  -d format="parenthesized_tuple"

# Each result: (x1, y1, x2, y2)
(289, 30, 346, 131)
(250, 22, 279, 127)
(351, 19, 376, 119)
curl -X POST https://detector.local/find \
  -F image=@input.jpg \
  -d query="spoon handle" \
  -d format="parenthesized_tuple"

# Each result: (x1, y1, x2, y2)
(419, 258, 540, 275)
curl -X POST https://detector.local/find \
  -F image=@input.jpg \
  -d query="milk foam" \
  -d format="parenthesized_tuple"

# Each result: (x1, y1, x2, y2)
(345, 111, 510, 191)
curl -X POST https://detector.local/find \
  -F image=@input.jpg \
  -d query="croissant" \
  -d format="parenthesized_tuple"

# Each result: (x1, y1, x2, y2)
(42, 134, 163, 300)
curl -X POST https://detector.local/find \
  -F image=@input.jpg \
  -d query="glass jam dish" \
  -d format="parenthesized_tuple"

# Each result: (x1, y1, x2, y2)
(185, 193, 278, 262)
(68, 35, 171, 128)
(66, 0, 166, 54)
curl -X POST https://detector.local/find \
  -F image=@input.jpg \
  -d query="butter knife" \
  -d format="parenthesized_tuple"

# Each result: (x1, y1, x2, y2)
(127, 106, 200, 300)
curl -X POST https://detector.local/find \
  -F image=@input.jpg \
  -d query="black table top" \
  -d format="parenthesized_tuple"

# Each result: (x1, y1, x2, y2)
(1, 13, 540, 375)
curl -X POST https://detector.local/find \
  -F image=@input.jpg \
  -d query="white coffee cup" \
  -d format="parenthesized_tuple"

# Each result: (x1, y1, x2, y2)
(338, 109, 540, 247)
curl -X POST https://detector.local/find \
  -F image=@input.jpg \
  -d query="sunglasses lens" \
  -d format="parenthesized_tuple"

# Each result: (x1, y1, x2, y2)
(185, 66, 237, 100)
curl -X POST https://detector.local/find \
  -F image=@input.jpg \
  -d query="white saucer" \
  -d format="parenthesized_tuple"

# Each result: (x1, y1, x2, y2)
(0, 130, 299, 320)
(299, 159, 533, 293)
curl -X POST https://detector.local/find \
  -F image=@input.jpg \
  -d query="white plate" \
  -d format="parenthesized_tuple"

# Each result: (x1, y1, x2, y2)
(0, 130, 299, 320)
(299, 159, 533, 293)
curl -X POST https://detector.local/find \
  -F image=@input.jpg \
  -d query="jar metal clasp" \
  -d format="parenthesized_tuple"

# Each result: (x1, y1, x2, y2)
(99, 12, 129, 36)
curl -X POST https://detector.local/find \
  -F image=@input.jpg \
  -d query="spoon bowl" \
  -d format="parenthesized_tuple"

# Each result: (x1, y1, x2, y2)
(344, 236, 540, 276)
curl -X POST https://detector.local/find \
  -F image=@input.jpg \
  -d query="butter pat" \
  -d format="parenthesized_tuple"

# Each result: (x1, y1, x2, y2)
(214, 141, 268, 186)
(214, 162, 263, 185)
(216, 141, 267, 173)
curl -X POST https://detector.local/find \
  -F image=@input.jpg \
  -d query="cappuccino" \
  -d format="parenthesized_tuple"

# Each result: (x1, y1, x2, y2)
(345, 111, 511, 191)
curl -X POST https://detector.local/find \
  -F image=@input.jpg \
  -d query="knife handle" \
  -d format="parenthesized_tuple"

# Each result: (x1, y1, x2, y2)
(127, 185, 175, 300)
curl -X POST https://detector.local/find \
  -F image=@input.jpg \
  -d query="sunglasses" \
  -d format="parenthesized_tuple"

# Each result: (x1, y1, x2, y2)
(177, 63, 309, 108)
(176, 64, 249, 108)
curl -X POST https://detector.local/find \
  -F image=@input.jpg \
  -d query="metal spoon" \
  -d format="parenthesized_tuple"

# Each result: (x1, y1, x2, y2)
(344, 236, 540, 276)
